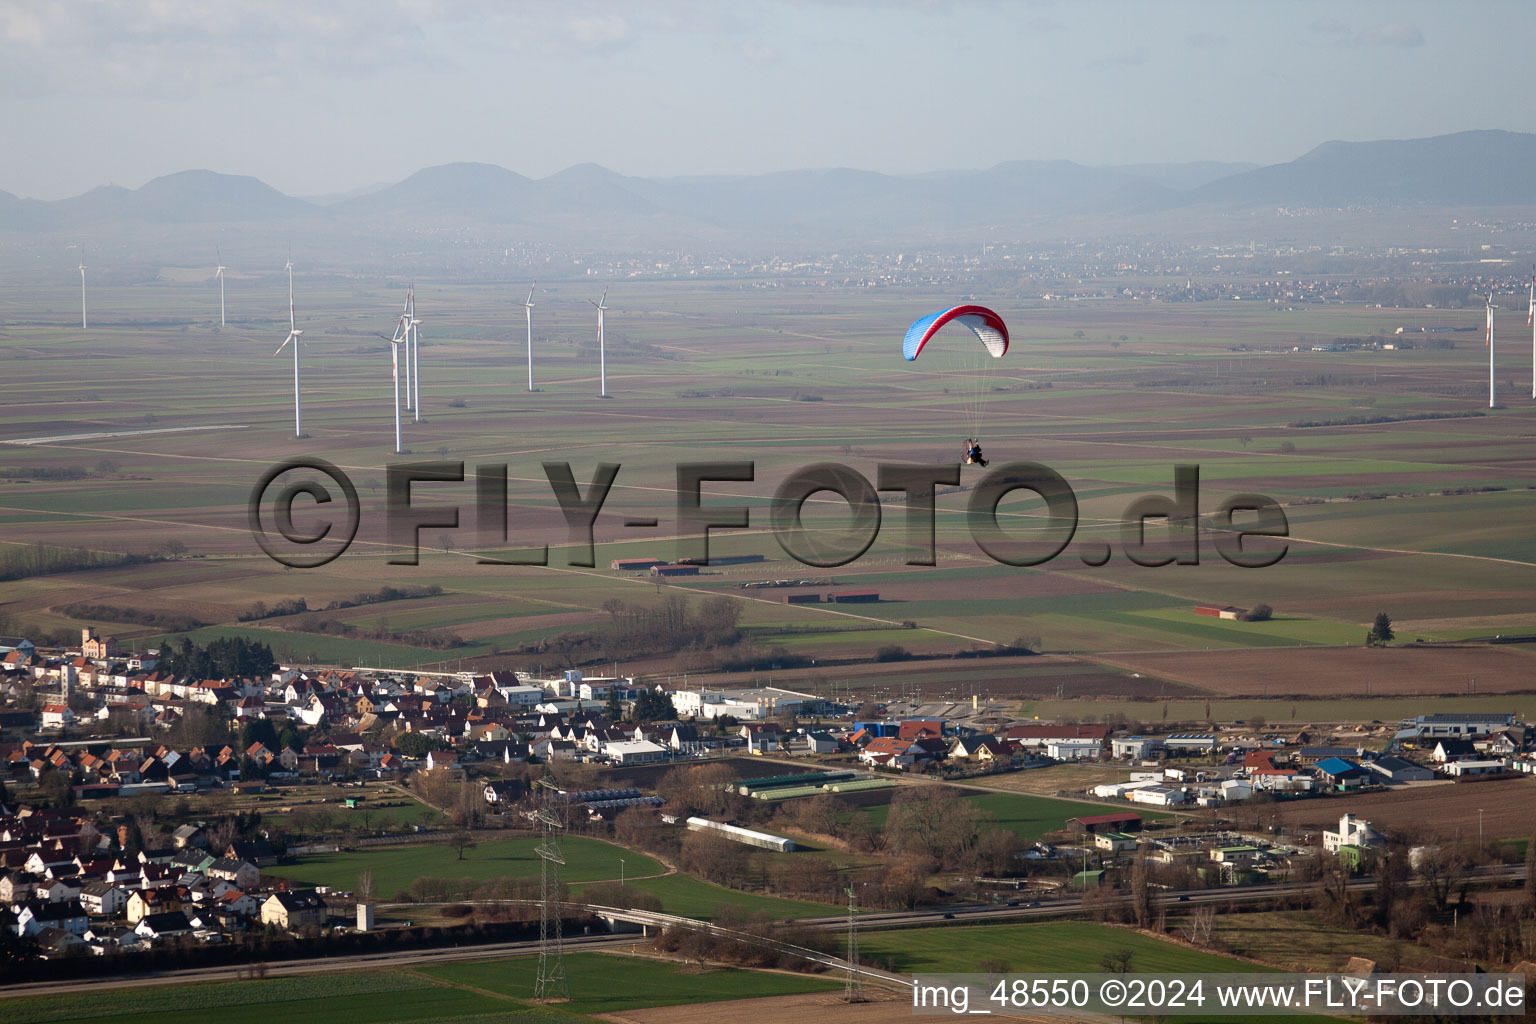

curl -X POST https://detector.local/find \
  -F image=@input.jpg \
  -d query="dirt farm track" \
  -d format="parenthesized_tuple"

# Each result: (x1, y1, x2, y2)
(1092, 644, 1536, 699)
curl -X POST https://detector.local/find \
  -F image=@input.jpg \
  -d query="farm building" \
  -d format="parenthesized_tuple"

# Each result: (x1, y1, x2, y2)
(1194, 604, 1247, 620)
(685, 817, 796, 852)
(610, 557, 665, 571)
(650, 563, 701, 577)
(1069, 811, 1144, 834)
(735, 770, 856, 796)
(827, 590, 879, 603)
(780, 592, 822, 604)
(677, 554, 766, 566)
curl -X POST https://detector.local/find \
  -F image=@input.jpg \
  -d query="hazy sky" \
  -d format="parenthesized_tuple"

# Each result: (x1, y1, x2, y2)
(4, 0, 1534, 200)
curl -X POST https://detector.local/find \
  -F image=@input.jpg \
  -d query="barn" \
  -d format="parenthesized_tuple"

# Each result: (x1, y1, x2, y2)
(650, 564, 701, 577)
(611, 557, 665, 571)
(828, 590, 879, 603)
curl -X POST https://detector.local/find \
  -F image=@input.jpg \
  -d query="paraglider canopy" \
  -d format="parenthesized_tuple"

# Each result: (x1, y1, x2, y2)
(902, 304, 1009, 361)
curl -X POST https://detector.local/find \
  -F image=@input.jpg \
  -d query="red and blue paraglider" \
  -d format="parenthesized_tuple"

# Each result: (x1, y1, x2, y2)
(903, 304, 1010, 466)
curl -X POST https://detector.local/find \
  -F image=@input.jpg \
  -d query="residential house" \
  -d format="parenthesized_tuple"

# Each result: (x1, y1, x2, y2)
(858, 736, 917, 768)
(261, 890, 327, 931)
(1432, 740, 1479, 764)
(133, 910, 194, 941)
(206, 858, 260, 890)
(15, 900, 88, 936)
(125, 885, 184, 925)
(225, 840, 276, 867)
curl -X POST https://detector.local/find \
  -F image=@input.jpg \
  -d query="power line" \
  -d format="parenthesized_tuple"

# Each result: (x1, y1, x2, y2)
(844, 884, 864, 1003)
(533, 771, 570, 1002)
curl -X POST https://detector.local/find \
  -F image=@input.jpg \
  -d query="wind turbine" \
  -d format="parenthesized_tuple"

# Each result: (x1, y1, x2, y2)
(524, 281, 537, 392)
(215, 247, 227, 326)
(1528, 267, 1534, 400)
(588, 286, 608, 397)
(1486, 288, 1497, 409)
(397, 286, 414, 413)
(77, 243, 88, 329)
(274, 259, 305, 437)
(409, 285, 421, 419)
(376, 326, 406, 454)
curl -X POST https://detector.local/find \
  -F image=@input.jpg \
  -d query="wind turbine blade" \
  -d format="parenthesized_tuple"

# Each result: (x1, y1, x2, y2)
(600, 286, 608, 306)
(275, 332, 296, 356)
(526, 281, 536, 305)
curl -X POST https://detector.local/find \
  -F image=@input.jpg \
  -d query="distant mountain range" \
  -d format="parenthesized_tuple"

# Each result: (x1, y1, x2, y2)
(4, 130, 1533, 241)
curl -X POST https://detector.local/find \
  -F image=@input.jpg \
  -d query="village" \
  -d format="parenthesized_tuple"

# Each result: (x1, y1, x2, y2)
(1, 629, 1533, 967)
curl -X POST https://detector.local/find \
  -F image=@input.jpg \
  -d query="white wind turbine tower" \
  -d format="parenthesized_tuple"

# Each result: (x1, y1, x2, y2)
(524, 281, 537, 392)
(397, 286, 414, 414)
(588, 287, 609, 397)
(274, 260, 305, 437)
(1528, 267, 1534, 400)
(77, 243, 88, 328)
(406, 285, 422, 421)
(377, 325, 406, 454)
(215, 247, 227, 326)
(1486, 288, 1497, 409)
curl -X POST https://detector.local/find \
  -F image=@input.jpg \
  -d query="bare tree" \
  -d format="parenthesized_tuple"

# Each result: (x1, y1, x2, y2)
(450, 832, 476, 861)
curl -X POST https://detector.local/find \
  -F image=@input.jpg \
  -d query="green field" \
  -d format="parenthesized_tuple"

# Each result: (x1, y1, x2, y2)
(0, 970, 550, 1024)
(421, 951, 842, 1015)
(271, 837, 664, 896)
(0, 953, 841, 1024)
(572, 872, 838, 921)
(860, 921, 1343, 1024)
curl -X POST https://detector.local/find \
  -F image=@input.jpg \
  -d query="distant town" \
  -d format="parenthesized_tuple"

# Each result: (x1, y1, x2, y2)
(2, 627, 1530, 976)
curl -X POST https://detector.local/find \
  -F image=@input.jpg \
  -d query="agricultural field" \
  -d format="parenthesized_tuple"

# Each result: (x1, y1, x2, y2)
(270, 836, 665, 896)
(420, 951, 842, 1016)
(1262, 777, 1536, 841)
(0, 970, 559, 1024)
(2, 282, 1532, 688)
(1093, 644, 1536, 699)
(857, 921, 1345, 1024)
(858, 919, 1264, 976)
(1007, 694, 1536, 728)
(570, 873, 839, 921)
(0, 953, 840, 1024)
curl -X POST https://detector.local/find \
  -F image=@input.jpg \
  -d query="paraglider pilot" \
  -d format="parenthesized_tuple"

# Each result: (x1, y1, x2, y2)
(964, 438, 988, 467)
